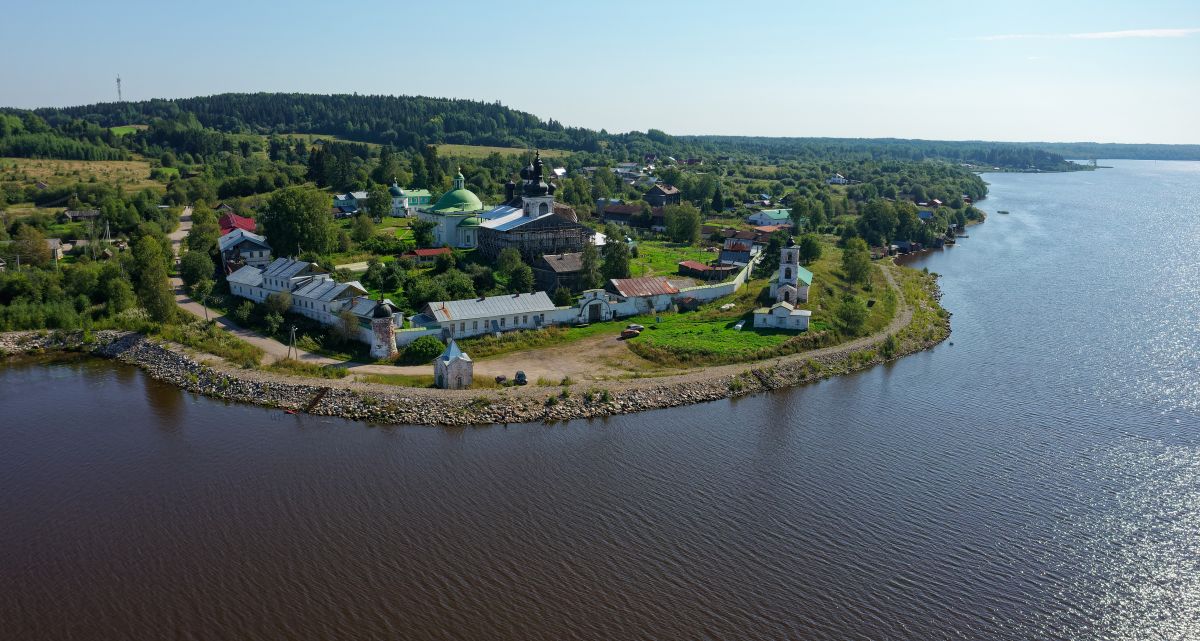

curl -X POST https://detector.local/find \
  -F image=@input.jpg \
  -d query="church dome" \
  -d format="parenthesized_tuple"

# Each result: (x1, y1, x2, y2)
(372, 301, 397, 318)
(388, 182, 404, 197)
(457, 216, 482, 227)
(431, 169, 483, 213)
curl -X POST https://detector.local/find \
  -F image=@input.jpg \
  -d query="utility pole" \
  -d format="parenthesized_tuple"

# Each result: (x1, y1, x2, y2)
(288, 324, 297, 360)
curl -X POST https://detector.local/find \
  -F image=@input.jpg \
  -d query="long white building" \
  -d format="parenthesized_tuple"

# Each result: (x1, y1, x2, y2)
(227, 257, 401, 358)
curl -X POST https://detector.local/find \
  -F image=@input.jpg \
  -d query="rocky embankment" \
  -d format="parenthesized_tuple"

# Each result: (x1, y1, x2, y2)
(1, 296, 949, 426)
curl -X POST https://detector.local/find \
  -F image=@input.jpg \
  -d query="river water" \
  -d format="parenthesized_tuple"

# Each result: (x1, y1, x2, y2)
(2, 160, 1198, 640)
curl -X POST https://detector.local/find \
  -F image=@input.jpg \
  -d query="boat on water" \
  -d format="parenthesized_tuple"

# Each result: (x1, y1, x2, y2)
(997, 210, 1010, 214)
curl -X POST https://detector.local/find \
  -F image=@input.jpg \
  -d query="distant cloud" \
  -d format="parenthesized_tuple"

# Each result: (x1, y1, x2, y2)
(978, 28, 1200, 41)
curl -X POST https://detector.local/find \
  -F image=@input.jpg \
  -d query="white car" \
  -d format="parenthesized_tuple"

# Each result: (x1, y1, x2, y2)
(626, 323, 645, 332)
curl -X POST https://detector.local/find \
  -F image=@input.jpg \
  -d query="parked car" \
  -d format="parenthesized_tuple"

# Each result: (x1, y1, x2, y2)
(620, 328, 641, 339)
(626, 323, 645, 331)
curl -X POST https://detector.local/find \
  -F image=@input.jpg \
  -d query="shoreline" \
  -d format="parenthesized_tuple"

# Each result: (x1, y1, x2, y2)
(0, 266, 950, 426)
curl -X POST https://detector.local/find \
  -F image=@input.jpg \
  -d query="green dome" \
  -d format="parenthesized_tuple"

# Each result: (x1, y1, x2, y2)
(431, 188, 483, 213)
(458, 216, 483, 227)
(388, 183, 404, 197)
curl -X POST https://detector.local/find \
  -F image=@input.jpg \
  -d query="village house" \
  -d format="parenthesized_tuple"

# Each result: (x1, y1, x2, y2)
(599, 203, 665, 231)
(218, 228, 272, 272)
(46, 239, 63, 261)
(333, 191, 369, 213)
(826, 173, 849, 185)
(718, 236, 757, 266)
(747, 208, 792, 226)
(399, 247, 452, 265)
(61, 210, 100, 224)
(533, 252, 586, 293)
(643, 183, 681, 207)
(677, 260, 738, 282)
(218, 212, 256, 236)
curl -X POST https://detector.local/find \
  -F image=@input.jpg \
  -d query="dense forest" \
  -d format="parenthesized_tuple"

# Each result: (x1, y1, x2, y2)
(19, 93, 1113, 169)
(1027, 141, 1200, 161)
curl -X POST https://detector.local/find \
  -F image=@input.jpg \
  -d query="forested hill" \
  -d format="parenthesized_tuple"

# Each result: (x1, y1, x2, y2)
(1026, 141, 1200, 162)
(35, 93, 610, 153)
(17, 92, 1194, 167)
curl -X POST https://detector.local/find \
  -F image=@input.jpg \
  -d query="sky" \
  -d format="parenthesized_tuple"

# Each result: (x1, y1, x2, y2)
(1, 0, 1197, 144)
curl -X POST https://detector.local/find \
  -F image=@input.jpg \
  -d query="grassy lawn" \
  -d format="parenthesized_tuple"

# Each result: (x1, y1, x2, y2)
(436, 144, 569, 159)
(272, 132, 382, 149)
(264, 358, 348, 379)
(631, 241, 719, 277)
(0, 157, 163, 193)
(459, 236, 900, 369)
(703, 216, 753, 229)
(108, 125, 147, 136)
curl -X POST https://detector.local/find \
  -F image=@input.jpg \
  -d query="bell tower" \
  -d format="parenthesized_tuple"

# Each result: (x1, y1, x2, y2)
(771, 237, 802, 304)
(520, 150, 555, 218)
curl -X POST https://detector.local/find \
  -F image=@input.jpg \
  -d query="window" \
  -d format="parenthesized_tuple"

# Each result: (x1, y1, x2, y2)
(500, 317, 505, 327)
(522, 316, 528, 324)
(472, 321, 478, 330)
(460, 322, 465, 332)
(514, 316, 519, 326)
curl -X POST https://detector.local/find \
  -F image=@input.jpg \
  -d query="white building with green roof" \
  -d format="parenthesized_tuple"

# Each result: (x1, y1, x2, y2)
(415, 170, 488, 247)
(389, 180, 432, 217)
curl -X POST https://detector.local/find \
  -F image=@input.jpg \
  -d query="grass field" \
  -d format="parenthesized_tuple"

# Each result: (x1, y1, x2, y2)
(632, 241, 719, 277)
(0, 157, 162, 193)
(109, 125, 147, 136)
(436, 144, 568, 159)
(274, 133, 381, 149)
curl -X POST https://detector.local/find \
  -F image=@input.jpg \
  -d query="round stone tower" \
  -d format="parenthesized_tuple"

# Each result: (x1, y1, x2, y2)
(370, 301, 398, 360)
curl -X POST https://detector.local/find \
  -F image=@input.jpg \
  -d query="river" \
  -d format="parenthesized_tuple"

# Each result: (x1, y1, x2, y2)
(2, 160, 1198, 640)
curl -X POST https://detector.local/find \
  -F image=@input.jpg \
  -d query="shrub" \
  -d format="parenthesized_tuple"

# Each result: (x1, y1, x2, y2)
(399, 335, 444, 364)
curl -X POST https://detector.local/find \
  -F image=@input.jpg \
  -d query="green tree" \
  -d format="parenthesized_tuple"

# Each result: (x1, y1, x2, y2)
(798, 234, 822, 264)
(13, 225, 51, 267)
(191, 278, 214, 322)
(602, 239, 631, 280)
(509, 263, 534, 293)
(403, 334, 444, 364)
(233, 300, 254, 325)
(264, 311, 283, 335)
(179, 250, 214, 288)
(841, 237, 871, 285)
(410, 218, 436, 248)
(103, 278, 136, 315)
(579, 242, 603, 290)
(187, 206, 221, 256)
(663, 203, 701, 245)
(260, 186, 336, 256)
(496, 247, 523, 276)
(351, 214, 375, 243)
(835, 294, 869, 335)
(552, 286, 573, 306)
(132, 236, 175, 322)
(265, 291, 292, 316)
(711, 186, 724, 213)
(365, 185, 391, 221)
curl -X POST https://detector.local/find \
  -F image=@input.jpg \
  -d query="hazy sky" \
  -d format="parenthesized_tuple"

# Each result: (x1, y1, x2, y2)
(2, 0, 1197, 144)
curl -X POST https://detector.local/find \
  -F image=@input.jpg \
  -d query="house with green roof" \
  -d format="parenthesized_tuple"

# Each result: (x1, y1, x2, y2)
(747, 208, 793, 226)
(389, 180, 432, 217)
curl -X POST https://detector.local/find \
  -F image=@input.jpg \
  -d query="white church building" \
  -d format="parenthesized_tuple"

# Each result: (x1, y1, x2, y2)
(755, 237, 814, 331)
